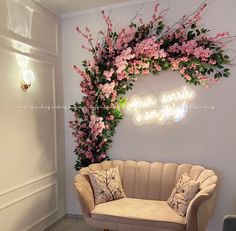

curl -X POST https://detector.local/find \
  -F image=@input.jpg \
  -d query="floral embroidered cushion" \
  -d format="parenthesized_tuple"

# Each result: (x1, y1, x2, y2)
(167, 173, 200, 216)
(89, 166, 126, 205)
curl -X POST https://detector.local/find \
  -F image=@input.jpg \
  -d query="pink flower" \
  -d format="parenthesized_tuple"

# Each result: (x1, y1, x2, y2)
(134, 68, 140, 75)
(89, 115, 105, 138)
(135, 37, 166, 59)
(99, 139, 107, 148)
(159, 49, 167, 58)
(111, 91, 117, 101)
(142, 69, 150, 75)
(100, 81, 116, 98)
(154, 64, 161, 71)
(179, 57, 189, 62)
(181, 40, 198, 55)
(180, 67, 186, 75)
(190, 63, 196, 69)
(168, 43, 181, 53)
(128, 66, 134, 74)
(103, 68, 114, 81)
(106, 115, 114, 121)
(98, 153, 107, 161)
(193, 47, 212, 60)
(209, 59, 216, 65)
(170, 59, 180, 70)
(117, 71, 128, 81)
(85, 152, 94, 161)
(82, 107, 89, 115)
(184, 74, 191, 80)
(174, 26, 185, 39)
(74, 65, 94, 96)
(116, 27, 136, 50)
(114, 47, 135, 74)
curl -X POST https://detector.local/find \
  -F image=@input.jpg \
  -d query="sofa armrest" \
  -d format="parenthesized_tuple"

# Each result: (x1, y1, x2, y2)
(74, 174, 95, 217)
(186, 184, 217, 231)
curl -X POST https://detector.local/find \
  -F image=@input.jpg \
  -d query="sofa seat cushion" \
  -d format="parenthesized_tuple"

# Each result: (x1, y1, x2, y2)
(91, 198, 186, 231)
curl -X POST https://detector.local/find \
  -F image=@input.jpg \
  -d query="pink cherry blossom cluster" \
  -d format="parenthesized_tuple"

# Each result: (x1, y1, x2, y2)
(99, 81, 116, 100)
(169, 40, 212, 61)
(89, 115, 105, 138)
(73, 65, 94, 96)
(116, 27, 136, 50)
(134, 37, 167, 59)
(114, 47, 135, 74)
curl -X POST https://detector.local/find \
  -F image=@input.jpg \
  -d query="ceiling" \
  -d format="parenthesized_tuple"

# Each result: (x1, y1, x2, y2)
(34, 0, 133, 16)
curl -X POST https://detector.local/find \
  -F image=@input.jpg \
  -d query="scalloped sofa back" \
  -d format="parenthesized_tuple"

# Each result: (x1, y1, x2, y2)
(74, 160, 217, 231)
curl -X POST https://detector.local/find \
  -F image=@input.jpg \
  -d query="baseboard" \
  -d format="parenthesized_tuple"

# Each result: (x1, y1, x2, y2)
(43, 214, 66, 231)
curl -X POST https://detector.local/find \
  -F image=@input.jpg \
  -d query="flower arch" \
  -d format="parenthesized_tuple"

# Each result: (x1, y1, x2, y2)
(70, 1, 232, 170)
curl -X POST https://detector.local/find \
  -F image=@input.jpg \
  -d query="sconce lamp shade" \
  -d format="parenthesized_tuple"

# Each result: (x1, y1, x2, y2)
(21, 69, 35, 90)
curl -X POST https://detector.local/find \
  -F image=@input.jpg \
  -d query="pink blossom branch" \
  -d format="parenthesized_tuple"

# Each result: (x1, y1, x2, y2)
(151, 1, 160, 24)
(101, 10, 113, 33)
(76, 26, 95, 52)
(161, 1, 208, 38)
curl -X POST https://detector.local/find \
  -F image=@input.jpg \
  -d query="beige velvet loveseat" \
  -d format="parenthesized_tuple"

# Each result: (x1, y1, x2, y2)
(74, 160, 217, 231)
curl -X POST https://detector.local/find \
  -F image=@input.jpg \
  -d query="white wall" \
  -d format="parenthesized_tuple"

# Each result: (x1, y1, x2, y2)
(62, 0, 236, 230)
(0, 0, 65, 230)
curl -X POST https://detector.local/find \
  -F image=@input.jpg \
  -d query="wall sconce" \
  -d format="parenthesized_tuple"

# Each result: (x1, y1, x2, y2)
(21, 69, 35, 90)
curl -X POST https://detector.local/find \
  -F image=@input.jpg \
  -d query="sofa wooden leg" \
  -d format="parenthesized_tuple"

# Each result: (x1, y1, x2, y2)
(104, 229, 109, 231)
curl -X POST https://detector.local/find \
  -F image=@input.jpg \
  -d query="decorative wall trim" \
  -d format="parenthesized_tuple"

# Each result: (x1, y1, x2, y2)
(22, 208, 59, 231)
(62, 0, 155, 18)
(0, 36, 56, 65)
(0, 26, 58, 57)
(0, 181, 58, 211)
(52, 65, 58, 174)
(0, 47, 58, 197)
(21, 182, 59, 231)
(31, 6, 59, 56)
(0, 171, 57, 198)
(3, 0, 58, 56)
(0, 2, 63, 231)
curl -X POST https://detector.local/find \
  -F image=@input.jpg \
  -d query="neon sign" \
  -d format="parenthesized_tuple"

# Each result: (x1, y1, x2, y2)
(125, 86, 196, 125)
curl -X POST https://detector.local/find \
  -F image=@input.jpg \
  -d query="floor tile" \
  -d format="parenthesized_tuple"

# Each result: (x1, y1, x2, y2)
(49, 218, 102, 231)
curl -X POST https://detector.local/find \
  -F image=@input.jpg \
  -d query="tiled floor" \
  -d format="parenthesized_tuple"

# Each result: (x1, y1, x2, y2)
(49, 218, 102, 231)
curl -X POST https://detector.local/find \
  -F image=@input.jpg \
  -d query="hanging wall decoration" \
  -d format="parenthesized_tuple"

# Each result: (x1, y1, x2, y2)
(70, 1, 233, 170)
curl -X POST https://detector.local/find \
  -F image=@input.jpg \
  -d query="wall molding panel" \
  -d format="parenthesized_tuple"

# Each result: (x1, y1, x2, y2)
(0, 46, 58, 196)
(0, 0, 65, 230)
(0, 182, 58, 211)
(2, 0, 59, 56)
(0, 171, 57, 198)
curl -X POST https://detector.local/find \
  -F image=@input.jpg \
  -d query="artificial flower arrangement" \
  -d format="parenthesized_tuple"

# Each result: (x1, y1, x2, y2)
(70, 1, 232, 170)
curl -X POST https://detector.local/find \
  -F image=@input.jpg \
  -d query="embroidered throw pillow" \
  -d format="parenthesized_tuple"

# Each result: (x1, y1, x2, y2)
(89, 166, 126, 205)
(167, 173, 200, 216)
